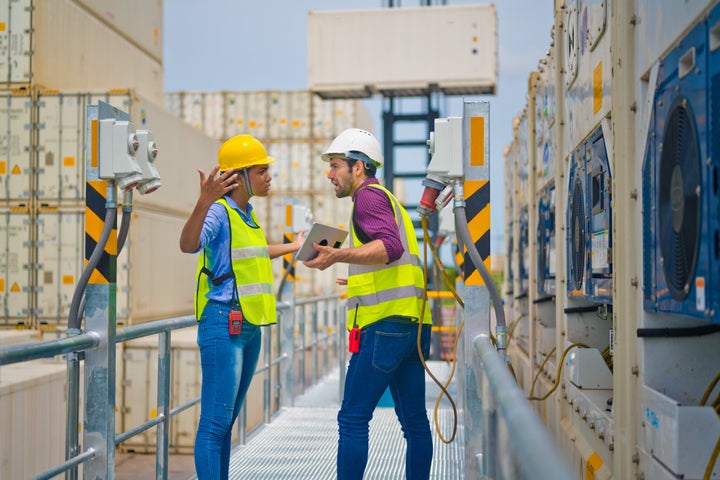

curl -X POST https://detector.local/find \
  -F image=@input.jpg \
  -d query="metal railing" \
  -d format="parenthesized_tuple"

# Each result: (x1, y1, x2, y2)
(0, 293, 344, 480)
(463, 334, 577, 480)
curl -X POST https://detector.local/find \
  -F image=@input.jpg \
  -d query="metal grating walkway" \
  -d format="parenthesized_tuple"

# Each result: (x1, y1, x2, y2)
(223, 361, 465, 479)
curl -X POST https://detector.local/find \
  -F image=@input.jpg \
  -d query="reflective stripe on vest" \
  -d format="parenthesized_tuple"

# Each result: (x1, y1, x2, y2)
(346, 184, 431, 330)
(194, 198, 276, 326)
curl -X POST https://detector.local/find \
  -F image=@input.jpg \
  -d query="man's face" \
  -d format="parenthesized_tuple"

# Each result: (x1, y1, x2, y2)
(327, 157, 355, 198)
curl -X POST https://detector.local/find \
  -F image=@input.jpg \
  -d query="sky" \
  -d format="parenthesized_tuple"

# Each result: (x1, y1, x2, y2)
(162, 1, 555, 256)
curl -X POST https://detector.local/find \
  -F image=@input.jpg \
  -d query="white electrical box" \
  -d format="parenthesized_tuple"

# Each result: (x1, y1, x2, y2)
(308, 5, 497, 98)
(426, 116, 463, 180)
(98, 119, 143, 191)
(565, 347, 613, 389)
(134, 130, 161, 195)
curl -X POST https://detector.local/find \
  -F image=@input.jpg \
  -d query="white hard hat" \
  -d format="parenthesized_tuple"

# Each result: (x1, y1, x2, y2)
(320, 128, 384, 167)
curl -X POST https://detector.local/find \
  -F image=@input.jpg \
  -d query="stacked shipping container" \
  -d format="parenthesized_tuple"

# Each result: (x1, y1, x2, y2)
(164, 89, 374, 298)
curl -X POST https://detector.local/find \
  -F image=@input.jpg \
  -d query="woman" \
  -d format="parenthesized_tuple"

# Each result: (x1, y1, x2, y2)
(179, 134, 304, 479)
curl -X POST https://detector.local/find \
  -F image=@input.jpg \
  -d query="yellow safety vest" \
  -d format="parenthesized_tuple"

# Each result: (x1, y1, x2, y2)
(194, 198, 276, 326)
(346, 184, 431, 330)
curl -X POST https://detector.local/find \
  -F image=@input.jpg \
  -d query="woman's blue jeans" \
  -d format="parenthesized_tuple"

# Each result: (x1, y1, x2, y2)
(337, 317, 433, 480)
(194, 300, 261, 480)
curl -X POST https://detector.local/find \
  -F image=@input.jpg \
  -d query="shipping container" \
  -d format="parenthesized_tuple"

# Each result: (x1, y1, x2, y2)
(0, 92, 33, 202)
(73, 0, 163, 63)
(0, 206, 31, 325)
(118, 327, 201, 454)
(308, 5, 497, 98)
(164, 90, 374, 144)
(0, 359, 67, 479)
(27, 0, 162, 103)
(126, 207, 196, 323)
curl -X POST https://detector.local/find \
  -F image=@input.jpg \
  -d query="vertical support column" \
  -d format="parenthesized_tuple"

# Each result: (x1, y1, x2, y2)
(459, 100, 491, 478)
(155, 330, 171, 480)
(279, 202, 297, 407)
(610, 0, 639, 478)
(82, 101, 125, 480)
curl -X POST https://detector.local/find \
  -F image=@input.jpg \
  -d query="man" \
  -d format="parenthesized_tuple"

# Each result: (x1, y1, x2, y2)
(302, 128, 433, 480)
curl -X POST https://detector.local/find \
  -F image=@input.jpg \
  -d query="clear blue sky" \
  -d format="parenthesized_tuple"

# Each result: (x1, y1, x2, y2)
(162, 1, 554, 255)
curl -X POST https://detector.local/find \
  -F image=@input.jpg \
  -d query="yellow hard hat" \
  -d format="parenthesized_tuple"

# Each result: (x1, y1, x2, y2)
(218, 134, 275, 171)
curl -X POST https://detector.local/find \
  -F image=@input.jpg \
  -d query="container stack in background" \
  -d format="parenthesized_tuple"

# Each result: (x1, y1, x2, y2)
(0, 1, 214, 476)
(163, 90, 374, 297)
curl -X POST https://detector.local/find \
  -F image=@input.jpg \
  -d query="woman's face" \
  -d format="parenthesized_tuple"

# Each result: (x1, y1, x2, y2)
(247, 164, 272, 197)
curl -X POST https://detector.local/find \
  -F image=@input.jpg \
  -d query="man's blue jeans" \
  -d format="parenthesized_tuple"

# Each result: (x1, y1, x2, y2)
(337, 317, 433, 480)
(194, 300, 261, 480)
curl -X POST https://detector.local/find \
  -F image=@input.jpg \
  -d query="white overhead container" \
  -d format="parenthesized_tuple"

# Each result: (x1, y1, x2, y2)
(308, 5, 498, 98)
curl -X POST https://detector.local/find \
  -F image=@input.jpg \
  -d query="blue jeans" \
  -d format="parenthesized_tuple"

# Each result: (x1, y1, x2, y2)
(337, 317, 433, 480)
(194, 300, 261, 480)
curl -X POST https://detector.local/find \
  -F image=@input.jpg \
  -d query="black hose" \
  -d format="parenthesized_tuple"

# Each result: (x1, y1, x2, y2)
(68, 206, 116, 330)
(117, 206, 132, 254)
(454, 205, 506, 328)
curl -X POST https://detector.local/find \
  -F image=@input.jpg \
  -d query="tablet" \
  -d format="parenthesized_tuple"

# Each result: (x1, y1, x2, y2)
(296, 222, 348, 261)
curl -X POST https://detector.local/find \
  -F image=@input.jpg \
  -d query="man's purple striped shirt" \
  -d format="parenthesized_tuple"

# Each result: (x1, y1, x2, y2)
(350, 178, 404, 263)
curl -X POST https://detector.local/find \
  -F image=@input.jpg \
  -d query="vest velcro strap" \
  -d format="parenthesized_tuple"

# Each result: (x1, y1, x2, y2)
(210, 271, 234, 286)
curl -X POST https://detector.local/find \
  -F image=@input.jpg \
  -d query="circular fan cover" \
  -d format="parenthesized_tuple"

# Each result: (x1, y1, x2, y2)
(658, 97, 701, 301)
(570, 177, 585, 291)
(538, 200, 548, 284)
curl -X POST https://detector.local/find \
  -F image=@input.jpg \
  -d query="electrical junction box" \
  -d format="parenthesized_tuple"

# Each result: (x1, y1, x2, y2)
(564, 347, 612, 389)
(291, 204, 314, 234)
(427, 116, 463, 180)
(641, 385, 720, 479)
(134, 130, 161, 195)
(98, 119, 143, 191)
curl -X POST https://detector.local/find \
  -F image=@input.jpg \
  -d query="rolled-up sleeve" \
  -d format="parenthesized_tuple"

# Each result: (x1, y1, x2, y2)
(354, 187, 404, 263)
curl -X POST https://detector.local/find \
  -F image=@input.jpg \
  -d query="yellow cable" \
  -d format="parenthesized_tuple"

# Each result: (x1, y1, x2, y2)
(702, 432, 720, 480)
(700, 371, 720, 406)
(415, 215, 462, 444)
(527, 342, 590, 402)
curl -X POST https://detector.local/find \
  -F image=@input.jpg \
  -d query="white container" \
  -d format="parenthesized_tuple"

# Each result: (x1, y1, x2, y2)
(33, 206, 131, 326)
(118, 327, 203, 454)
(36, 92, 88, 203)
(73, 0, 163, 63)
(0, 207, 31, 325)
(308, 5, 497, 98)
(127, 91, 220, 216)
(267, 90, 312, 140)
(0, 359, 68, 479)
(0, 0, 32, 84)
(126, 207, 197, 323)
(32, 0, 163, 103)
(0, 92, 33, 201)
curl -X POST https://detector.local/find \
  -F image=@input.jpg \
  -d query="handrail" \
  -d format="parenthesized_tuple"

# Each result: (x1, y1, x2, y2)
(0, 332, 100, 366)
(472, 334, 575, 480)
(0, 293, 344, 480)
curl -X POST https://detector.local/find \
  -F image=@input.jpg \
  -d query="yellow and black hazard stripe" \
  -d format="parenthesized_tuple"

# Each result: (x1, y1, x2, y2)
(85, 180, 117, 284)
(463, 179, 490, 286)
(283, 232, 296, 281)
